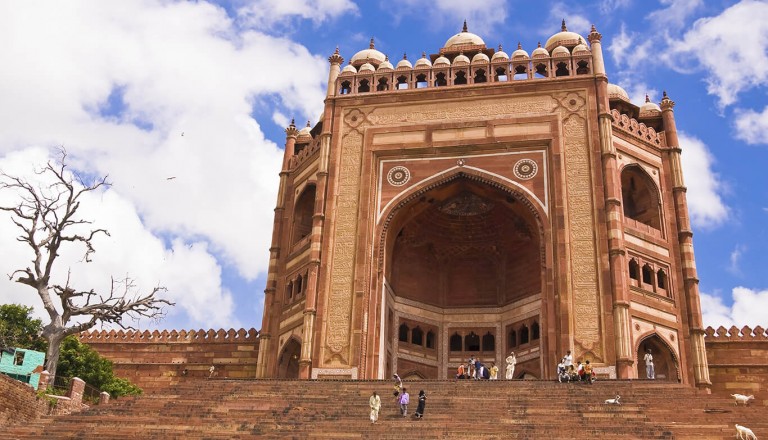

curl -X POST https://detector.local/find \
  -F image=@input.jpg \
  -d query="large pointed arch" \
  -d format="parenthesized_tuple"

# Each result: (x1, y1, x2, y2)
(636, 332, 680, 382)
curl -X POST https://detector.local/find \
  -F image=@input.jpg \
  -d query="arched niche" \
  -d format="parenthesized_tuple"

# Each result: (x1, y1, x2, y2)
(621, 165, 662, 230)
(292, 185, 316, 244)
(277, 337, 301, 379)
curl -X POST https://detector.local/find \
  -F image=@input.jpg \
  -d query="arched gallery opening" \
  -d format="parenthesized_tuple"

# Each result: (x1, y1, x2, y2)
(277, 338, 301, 379)
(637, 334, 679, 381)
(380, 174, 547, 379)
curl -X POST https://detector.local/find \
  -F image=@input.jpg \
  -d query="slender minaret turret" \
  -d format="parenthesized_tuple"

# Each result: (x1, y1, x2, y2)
(256, 119, 300, 378)
(660, 91, 711, 389)
(326, 47, 344, 97)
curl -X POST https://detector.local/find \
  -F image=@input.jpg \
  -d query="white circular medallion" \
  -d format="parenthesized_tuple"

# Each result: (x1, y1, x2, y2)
(387, 166, 411, 186)
(513, 159, 538, 180)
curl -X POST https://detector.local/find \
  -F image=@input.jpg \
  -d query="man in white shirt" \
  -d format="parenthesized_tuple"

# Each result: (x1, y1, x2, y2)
(643, 349, 655, 379)
(562, 350, 573, 369)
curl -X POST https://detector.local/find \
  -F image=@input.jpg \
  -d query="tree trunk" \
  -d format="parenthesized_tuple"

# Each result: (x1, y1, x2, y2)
(44, 334, 64, 384)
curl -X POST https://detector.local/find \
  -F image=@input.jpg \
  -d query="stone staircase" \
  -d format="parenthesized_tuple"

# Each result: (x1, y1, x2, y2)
(5, 379, 765, 439)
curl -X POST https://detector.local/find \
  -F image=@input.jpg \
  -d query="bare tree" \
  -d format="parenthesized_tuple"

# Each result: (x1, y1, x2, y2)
(0, 149, 173, 379)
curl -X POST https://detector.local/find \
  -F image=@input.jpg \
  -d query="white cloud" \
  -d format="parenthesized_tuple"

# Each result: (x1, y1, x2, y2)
(547, 3, 592, 36)
(0, 1, 332, 328)
(701, 287, 768, 329)
(727, 244, 746, 276)
(647, 0, 703, 30)
(386, 0, 508, 31)
(734, 106, 768, 145)
(665, 0, 768, 107)
(600, 0, 631, 14)
(678, 133, 729, 229)
(237, 0, 358, 30)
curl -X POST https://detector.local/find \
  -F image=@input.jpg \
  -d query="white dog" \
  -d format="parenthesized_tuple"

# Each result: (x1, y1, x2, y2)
(731, 394, 755, 406)
(735, 424, 757, 440)
(604, 395, 621, 405)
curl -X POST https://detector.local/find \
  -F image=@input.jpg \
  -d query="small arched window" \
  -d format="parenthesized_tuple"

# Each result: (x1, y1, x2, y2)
(520, 325, 529, 345)
(534, 64, 547, 78)
(296, 276, 303, 295)
(450, 333, 462, 351)
(411, 327, 423, 346)
(434, 72, 447, 87)
(642, 264, 653, 285)
(532, 321, 540, 340)
(358, 79, 370, 93)
(474, 69, 487, 83)
(426, 331, 435, 349)
(555, 62, 569, 77)
(454, 71, 467, 85)
(576, 60, 589, 75)
(621, 166, 662, 230)
(657, 269, 667, 290)
(286, 281, 293, 300)
(376, 77, 389, 91)
(513, 64, 527, 80)
(398, 324, 409, 342)
(482, 332, 495, 351)
(495, 67, 508, 81)
(465, 332, 480, 351)
(340, 81, 351, 95)
(629, 259, 640, 281)
(396, 75, 408, 90)
(415, 74, 428, 88)
(508, 330, 517, 348)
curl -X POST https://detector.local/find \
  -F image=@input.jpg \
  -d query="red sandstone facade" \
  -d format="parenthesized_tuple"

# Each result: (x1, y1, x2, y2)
(256, 21, 711, 386)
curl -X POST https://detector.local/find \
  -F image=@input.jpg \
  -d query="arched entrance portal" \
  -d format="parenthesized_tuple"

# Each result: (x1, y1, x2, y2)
(637, 335, 679, 381)
(277, 338, 301, 379)
(380, 174, 546, 379)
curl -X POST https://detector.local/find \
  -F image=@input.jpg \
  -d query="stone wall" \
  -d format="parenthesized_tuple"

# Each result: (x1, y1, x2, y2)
(79, 328, 259, 394)
(0, 373, 47, 426)
(705, 325, 768, 402)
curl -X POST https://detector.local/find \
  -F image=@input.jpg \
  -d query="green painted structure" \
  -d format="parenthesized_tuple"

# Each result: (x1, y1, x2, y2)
(0, 348, 45, 390)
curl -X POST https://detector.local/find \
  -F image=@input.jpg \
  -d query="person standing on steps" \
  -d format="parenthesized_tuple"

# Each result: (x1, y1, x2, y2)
(644, 348, 655, 379)
(369, 391, 381, 423)
(399, 387, 410, 417)
(414, 390, 427, 419)
(562, 350, 573, 370)
(505, 351, 517, 379)
(490, 362, 499, 380)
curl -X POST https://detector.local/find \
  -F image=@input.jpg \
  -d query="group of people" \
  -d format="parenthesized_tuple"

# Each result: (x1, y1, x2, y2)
(455, 352, 518, 380)
(557, 350, 595, 384)
(369, 374, 427, 423)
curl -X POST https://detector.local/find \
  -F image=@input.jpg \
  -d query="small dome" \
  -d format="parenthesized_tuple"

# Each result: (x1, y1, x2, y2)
(396, 54, 412, 69)
(572, 42, 590, 55)
(607, 83, 630, 102)
(359, 62, 375, 73)
(472, 52, 490, 63)
(639, 95, 662, 113)
(341, 63, 357, 75)
(453, 53, 470, 65)
(434, 56, 450, 66)
(297, 122, 312, 140)
(350, 38, 387, 67)
(531, 42, 549, 58)
(491, 44, 509, 61)
(378, 56, 394, 70)
(414, 52, 432, 68)
(511, 43, 529, 60)
(545, 20, 585, 52)
(443, 20, 486, 49)
(552, 45, 570, 57)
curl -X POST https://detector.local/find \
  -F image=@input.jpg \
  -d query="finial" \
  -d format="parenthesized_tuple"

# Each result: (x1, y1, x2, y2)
(498, 44, 503, 51)
(561, 19, 567, 31)
(645, 94, 650, 103)
(306, 120, 311, 127)
(518, 42, 522, 50)
(369, 37, 375, 49)
(290, 118, 295, 126)
(462, 20, 468, 32)
(334, 46, 339, 55)
(537, 41, 542, 48)
(422, 51, 426, 58)
(384, 55, 389, 61)
(663, 90, 668, 98)
(590, 24, 597, 33)
(402, 52, 407, 60)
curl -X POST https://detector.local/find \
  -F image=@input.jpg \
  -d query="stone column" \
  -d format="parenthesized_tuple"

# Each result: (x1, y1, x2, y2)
(660, 92, 711, 388)
(590, 25, 633, 378)
(257, 120, 299, 378)
(68, 377, 85, 406)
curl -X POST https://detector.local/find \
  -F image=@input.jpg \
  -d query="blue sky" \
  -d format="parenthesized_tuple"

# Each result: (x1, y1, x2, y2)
(0, 0, 766, 332)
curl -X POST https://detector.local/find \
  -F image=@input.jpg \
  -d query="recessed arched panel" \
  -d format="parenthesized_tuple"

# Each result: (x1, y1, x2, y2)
(292, 185, 316, 245)
(277, 338, 301, 379)
(621, 165, 662, 230)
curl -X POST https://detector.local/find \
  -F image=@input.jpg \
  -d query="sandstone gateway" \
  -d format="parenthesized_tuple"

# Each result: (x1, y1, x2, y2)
(256, 21, 710, 386)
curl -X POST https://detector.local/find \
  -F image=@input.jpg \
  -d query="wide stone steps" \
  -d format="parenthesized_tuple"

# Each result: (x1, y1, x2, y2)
(5, 379, 765, 439)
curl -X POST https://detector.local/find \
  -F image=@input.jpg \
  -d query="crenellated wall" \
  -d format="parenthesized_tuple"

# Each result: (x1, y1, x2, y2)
(79, 328, 259, 394)
(705, 325, 768, 401)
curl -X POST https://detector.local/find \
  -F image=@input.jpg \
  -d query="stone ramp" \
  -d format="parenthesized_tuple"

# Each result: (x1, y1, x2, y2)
(5, 379, 765, 439)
